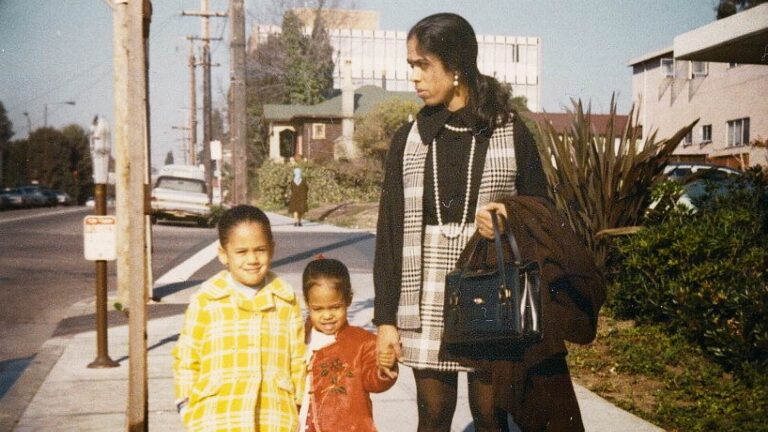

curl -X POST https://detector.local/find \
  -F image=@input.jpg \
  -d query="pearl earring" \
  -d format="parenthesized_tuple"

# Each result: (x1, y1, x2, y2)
(453, 73, 459, 87)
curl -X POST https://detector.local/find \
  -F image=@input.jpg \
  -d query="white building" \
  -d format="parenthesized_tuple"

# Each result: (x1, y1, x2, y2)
(250, 9, 542, 111)
(628, 4, 768, 169)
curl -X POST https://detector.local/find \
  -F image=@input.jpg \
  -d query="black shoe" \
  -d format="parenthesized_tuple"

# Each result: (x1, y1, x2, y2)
(298, 222, 303, 227)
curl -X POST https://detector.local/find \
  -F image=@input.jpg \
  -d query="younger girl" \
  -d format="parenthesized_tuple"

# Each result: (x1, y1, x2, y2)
(299, 258, 397, 432)
(173, 205, 306, 432)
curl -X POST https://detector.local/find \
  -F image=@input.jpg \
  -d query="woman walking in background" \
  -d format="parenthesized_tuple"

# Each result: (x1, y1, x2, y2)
(288, 167, 309, 226)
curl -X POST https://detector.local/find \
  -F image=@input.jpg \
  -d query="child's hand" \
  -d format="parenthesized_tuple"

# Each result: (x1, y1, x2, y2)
(376, 346, 398, 380)
(378, 347, 396, 369)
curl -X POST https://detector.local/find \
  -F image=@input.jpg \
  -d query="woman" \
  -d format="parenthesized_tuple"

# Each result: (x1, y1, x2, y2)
(373, 13, 549, 432)
(288, 167, 309, 226)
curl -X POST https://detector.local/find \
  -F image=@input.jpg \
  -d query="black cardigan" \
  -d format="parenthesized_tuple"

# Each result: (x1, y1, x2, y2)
(372, 106, 549, 326)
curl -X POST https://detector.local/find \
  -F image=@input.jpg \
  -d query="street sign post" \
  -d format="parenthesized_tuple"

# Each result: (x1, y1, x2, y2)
(83, 214, 119, 369)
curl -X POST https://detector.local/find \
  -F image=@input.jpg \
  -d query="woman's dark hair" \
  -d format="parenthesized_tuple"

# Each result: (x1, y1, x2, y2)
(408, 13, 512, 130)
(302, 258, 353, 306)
(217, 205, 273, 246)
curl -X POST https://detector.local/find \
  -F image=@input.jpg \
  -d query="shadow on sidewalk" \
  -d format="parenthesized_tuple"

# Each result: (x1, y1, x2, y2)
(51, 303, 188, 338)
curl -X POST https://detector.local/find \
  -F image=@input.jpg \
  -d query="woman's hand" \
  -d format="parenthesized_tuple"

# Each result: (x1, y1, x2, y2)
(376, 325, 401, 379)
(475, 202, 508, 239)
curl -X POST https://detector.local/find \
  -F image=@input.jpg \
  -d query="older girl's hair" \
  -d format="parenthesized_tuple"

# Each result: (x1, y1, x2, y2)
(408, 13, 513, 131)
(217, 205, 273, 246)
(302, 258, 353, 306)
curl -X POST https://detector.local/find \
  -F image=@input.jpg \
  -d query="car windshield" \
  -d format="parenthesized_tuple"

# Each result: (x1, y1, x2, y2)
(155, 177, 206, 194)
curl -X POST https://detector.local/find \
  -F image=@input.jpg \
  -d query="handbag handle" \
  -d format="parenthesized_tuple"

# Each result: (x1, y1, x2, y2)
(490, 209, 523, 333)
(490, 209, 522, 266)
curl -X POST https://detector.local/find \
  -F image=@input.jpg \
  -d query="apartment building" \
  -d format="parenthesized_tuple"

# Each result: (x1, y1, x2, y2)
(628, 4, 768, 168)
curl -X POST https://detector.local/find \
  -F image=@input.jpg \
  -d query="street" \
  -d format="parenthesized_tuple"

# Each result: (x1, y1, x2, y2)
(0, 206, 218, 400)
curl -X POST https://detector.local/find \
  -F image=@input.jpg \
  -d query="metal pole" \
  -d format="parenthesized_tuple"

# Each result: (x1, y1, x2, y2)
(88, 183, 119, 369)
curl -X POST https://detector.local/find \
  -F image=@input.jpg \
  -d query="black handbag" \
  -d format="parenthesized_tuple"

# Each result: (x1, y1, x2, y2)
(442, 210, 542, 359)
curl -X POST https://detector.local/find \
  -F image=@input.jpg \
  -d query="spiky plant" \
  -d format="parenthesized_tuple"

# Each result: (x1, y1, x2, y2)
(533, 97, 697, 272)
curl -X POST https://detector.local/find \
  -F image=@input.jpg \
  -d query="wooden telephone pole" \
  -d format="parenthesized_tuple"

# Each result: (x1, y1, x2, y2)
(183, 0, 226, 202)
(113, 0, 152, 430)
(188, 42, 198, 166)
(230, 0, 247, 204)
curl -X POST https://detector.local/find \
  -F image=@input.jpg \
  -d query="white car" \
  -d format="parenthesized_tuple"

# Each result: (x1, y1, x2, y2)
(660, 163, 743, 210)
(150, 165, 212, 227)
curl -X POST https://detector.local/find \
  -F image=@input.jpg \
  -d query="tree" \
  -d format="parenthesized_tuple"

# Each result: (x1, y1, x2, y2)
(164, 150, 174, 165)
(716, 0, 767, 18)
(0, 101, 13, 186)
(354, 98, 421, 167)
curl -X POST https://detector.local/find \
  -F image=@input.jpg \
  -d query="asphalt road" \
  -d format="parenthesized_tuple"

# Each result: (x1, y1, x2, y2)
(0, 206, 218, 399)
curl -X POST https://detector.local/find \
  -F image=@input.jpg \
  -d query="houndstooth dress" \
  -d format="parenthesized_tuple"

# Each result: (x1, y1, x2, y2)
(397, 118, 519, 372)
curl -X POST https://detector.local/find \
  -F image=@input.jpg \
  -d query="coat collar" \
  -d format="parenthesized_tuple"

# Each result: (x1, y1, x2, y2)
(416, 104, 487, 144)
(201, 270, 295, 312)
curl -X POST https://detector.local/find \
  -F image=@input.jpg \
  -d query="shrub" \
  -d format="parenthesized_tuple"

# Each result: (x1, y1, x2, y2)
(610, 168, 768, 371)
(253, 159, 383, 211)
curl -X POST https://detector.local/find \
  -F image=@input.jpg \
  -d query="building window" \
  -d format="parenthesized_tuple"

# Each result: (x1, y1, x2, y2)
(691, 61, 708, 77)
(727, 118, 750, 147)
(701, 124, 712, 143)
(683, 131, 692, 146)
(312, 123, 326, 140)
(661, 58, 675, 77)
(729, 62, 740, 68)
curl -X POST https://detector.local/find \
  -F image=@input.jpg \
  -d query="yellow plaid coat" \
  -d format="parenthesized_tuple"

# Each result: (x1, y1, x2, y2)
(173, 271, 307, 431)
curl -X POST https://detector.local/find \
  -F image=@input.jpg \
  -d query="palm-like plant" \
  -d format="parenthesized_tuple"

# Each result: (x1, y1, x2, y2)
(533, 97, 697, 272)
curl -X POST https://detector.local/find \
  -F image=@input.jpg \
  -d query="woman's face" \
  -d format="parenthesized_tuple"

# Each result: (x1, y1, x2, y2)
(407, 37, 466, 111)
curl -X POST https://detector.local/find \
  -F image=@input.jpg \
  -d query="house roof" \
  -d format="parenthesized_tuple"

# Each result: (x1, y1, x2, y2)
(674, 3, 768, 65)
(522, 111, 630, 136)
(263, 86, 422, 122)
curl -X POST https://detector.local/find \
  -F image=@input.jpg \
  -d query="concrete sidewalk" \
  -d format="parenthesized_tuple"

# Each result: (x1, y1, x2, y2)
(4, 213, 664, 431)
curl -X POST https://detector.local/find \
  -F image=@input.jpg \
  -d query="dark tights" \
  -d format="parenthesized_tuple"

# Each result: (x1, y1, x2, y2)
(413, 369, 510, 432)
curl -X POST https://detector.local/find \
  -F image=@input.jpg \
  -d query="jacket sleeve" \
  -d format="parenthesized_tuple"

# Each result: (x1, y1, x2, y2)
(373, 124, 410, 326)
(172, 294, 206, 401)
(289, 299, 307, 404)
(360, 337, 397, 393)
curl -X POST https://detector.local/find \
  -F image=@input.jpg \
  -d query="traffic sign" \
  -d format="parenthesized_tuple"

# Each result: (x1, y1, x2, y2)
(83, 215, 117, 261)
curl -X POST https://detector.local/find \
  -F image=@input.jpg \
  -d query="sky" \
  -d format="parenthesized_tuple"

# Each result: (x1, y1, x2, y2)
(0, 0, 717, 169)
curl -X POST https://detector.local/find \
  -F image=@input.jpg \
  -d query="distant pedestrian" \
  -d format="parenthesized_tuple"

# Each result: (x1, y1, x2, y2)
(299, 257, 397, 432)
(172, 205, 306, 432)
(288, 167, 309, 226)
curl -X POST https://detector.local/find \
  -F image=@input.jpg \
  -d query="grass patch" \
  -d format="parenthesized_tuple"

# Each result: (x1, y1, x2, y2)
(568, 315, 768, 431)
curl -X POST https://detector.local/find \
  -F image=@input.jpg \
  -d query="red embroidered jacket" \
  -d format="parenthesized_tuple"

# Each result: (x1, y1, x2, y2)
(306, 325, 396, 432)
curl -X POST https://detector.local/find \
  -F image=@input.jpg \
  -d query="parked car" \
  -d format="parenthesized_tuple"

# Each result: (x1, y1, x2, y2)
(16, 186, 49, 207)
(55, 190, 73, 206)
(1, 188, 24, 209)
(661, 163, 744, 210)
(150, 164, 211, 227)
(40, 188, 60, 207)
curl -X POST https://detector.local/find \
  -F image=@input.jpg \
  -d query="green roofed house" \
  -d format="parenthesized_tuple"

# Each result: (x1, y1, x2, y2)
(263, 61, 421, 163)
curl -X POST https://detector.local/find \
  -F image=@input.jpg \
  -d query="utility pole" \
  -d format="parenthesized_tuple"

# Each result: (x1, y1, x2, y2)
(113, 0, 151, 430)
(182, 0, 226, 202)
(230, 0, 247, 204)
(188, 42, 198, 166)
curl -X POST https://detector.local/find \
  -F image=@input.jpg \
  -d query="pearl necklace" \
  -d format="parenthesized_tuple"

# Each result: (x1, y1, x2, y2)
(432, 123, 476, 239)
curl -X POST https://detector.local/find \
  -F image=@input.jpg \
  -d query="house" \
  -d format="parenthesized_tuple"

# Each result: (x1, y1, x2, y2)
(262, 76, 421, 162)
(628, 4, 768, 169)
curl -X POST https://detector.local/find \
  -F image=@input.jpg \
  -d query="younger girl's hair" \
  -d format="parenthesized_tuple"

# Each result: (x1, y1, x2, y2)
(407, 13, 513, 131)
(217, 205, 273, 246)
(302, 258, 353, 306)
